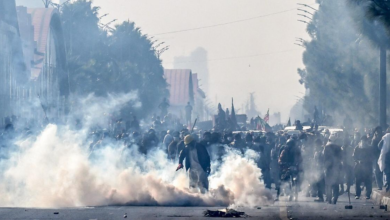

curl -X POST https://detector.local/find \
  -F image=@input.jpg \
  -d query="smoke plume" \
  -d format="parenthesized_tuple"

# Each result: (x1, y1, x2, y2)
(0, 93, 272, 208)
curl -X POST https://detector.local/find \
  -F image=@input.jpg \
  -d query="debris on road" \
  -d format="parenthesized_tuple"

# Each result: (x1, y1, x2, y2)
(124, 213, 127, 218)
(204, 209, 246, 217)
(53, 212, 59, 215)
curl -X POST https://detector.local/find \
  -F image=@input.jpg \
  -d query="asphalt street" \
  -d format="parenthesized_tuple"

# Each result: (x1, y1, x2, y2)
(0, 190, 389, 220)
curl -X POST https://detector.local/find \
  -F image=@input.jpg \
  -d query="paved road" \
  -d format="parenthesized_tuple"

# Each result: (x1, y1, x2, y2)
(0, 190, 389, 220)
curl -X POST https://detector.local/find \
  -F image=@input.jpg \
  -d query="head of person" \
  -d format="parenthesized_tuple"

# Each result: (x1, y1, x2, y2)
(245, 133, 253, 143)
(203, 131, 212, 141)
(184, 135, 196, 148)
(359, 135, 369, 148)
(210, 132, 221, 144)
(374, 126, 383, 136)
(172, 131, 180, 141)
(148, 129, 156, 135)
(286, 139, 296, 149)
(234, 133, 242, 141)
(224, 132, 233, 142)
(180, 129, 189, 139)
(253, 136, 261, 144)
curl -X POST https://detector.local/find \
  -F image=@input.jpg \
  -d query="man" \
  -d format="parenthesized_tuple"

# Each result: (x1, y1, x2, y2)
(295, 120, 303, 131)
(232, 133, 246, 154)
(378, 129, 390, 191)
(342, 136, 354, 194)
(353, 136, 374, 199)
(260, 136, 272, 190)
(185, 102, 193, 125)
(279, 139, 302, 201)
(313, 139, 325, 202)
(176, 135, 211, 193)
(271, 136, 284, 201)
(372, 126, 384, 190)
(163, 130, 174, 152)
(158, 98, 170, 118)
(176, 129, 190, 158)
(323, 135, 343, 204)
(168, 131, 180, 161)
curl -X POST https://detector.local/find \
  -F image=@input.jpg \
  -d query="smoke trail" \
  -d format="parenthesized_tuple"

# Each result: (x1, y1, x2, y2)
(0, 93, 272, 208)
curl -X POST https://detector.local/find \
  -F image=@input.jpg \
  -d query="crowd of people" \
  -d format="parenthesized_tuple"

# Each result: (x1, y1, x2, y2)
(89, 108, 390, 205)
(2, 100, 390, 206)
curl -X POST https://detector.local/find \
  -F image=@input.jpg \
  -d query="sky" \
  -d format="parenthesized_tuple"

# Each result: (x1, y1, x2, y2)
(92, 0, 317, 121)
(16, 0, 317, 121)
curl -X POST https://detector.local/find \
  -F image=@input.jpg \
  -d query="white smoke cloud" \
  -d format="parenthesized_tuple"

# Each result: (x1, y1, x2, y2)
(0, 93, 272, 208)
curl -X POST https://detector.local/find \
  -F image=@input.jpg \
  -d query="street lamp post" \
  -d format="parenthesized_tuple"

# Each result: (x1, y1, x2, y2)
(380, 46, 387, 128)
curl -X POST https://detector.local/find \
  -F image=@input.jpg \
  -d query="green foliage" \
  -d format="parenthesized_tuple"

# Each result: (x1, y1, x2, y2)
(60, 0, 168, 118)
(299, 0, 384, 126)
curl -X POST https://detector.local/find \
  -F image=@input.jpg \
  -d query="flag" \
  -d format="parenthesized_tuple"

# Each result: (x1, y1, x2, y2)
(264, 109, 269, 123)
(256, 115, 271, 131)
(287, 117, 291, 126)
(231, 98, 238, 129)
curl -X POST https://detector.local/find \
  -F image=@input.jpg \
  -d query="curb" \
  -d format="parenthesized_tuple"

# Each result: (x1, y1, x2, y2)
(372, 190, 390, 209)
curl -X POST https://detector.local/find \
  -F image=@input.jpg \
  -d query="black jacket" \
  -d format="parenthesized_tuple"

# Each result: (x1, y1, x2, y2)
(179, 143, 211, 172)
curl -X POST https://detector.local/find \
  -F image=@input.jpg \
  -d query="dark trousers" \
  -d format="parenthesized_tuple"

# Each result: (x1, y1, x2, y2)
(262, 168, 272, 189)
(316, 178, 325, 199)
(325, 183, 339, 204)
(356, 173, 372, 197)
(345, 164, 354, 190)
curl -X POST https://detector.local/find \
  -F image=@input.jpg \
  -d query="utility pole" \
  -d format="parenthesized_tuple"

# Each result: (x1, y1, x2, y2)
(380, 46, 387, 128)
(42, 0, 51, 8)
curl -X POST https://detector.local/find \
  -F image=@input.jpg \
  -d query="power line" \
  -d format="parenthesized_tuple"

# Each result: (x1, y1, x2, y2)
(153, 6, 310, 36)
(163, 48, 301, 65)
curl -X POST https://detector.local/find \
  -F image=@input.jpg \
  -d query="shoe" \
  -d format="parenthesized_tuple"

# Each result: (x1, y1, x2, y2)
(314, 198, 324, 202)
(288, 195, 293, 201)
(366, 196, 370, 200)
(274, 198, 279, 202)
(355, 196, 360, 199)
(378, 188, 383, 190)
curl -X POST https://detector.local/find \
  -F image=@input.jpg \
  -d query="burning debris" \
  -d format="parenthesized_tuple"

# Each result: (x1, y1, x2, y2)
(203, 209, 247, 218)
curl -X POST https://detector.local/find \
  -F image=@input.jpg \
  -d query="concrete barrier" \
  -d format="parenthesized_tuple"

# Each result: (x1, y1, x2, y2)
(372, 190, 390, 210)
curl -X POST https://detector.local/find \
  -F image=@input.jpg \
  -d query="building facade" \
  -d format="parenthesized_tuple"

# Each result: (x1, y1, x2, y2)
(0, 0, 69, 126)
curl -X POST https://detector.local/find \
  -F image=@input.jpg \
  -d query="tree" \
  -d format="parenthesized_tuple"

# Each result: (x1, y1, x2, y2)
(348, 0, 390, 128)
(60, 0, 168, 119)
(298, 0, 382, 127)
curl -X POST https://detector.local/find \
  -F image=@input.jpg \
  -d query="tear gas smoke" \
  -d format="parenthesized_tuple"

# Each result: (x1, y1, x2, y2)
(0, 93, 272, 208)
